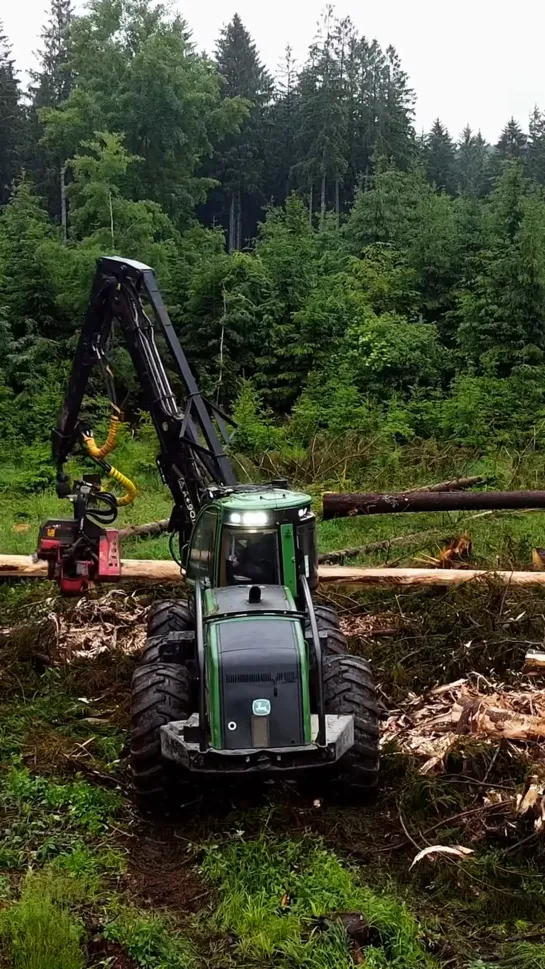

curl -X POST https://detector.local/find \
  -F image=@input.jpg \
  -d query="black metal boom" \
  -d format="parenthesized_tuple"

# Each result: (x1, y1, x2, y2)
(53, 256, 237, 542)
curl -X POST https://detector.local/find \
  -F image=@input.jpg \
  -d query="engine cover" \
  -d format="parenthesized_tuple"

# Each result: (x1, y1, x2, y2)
(211, 617, 307, 750)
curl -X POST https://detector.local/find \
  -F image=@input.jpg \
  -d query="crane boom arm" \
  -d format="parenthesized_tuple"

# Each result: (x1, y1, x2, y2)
(53, 256, 237, 541)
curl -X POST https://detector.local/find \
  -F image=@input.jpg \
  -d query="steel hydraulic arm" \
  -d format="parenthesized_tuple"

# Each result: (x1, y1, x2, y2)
(38, 256, 238, 592)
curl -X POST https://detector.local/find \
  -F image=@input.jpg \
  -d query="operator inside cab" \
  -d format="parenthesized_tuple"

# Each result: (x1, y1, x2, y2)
(224, 529, 279, 586)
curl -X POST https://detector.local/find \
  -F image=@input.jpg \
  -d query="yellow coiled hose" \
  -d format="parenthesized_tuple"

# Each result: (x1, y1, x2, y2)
(81, 413, 121, 460)
(82, 414, 137, 507)
(106, 464, 138, 507)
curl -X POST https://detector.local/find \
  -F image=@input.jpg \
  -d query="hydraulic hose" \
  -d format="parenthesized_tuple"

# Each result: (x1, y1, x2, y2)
(105, 464, 138, 507)
(82, 412, 122, 461)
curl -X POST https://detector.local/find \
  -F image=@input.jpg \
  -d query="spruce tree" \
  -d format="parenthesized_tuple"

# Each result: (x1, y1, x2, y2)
(28, 0, 74, 227)
(214, 14, 273, 250)
(424, 119, 457, 193)
(295, 7, 347, 228)
(0, 23, 23, 206)
(528, 107, 545, 185)
(496, 117, 527, 161)
(457, 126, 491, 196)
(263, 46, 299, 206)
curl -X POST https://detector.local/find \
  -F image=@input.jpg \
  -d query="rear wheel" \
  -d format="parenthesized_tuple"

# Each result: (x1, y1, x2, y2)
(323, 652, 380, 793)
(305, 605, 345, 656)
(147, 599, 193, 638)
(130, 661, 193, 815)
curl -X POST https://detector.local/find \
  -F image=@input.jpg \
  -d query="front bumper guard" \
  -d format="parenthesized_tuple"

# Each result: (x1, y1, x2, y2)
(160, 714, 354, 774)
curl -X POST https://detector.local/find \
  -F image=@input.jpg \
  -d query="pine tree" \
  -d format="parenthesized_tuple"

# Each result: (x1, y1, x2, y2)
(0, 23, 23, 206)
(528, 107, 545, 185)
(424, 119, 457, 193)
(457, 126, 491, 196)
(214, 14, 273, 250)
(496, 117, 527, 162)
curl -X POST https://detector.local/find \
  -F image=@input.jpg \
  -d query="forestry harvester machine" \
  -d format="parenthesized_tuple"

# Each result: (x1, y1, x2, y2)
(37, 256, 379, 812)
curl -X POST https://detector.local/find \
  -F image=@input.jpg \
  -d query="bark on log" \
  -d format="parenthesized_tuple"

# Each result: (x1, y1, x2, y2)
(117, 520, 169, 541)
(323, 490, 545, 519)
(408, 475, 488, 493)
(524, 650, 545, 672)
(6, 556, 545, 589)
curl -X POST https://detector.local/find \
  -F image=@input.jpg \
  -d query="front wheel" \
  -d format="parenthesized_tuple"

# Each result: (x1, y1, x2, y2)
(323, 653, 380, 792)
(130, 662, 193, 815)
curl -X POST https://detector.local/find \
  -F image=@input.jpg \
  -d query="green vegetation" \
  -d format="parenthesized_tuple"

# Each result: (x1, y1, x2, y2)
(202, 836, 435, 968)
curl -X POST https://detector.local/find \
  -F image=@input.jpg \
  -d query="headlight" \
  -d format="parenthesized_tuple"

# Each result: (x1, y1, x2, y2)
(243, 511, 269, 527)
(229, 511, 270, 526)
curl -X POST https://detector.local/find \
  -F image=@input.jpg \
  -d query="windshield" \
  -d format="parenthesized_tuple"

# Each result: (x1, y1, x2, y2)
(221, 527, 280, 586)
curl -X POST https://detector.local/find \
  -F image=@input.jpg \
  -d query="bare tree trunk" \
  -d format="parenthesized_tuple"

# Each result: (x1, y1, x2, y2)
(228, 193, 235, 253)
(335, 178, 340, 229)
(309, 183, 313, 228)
(236, 189, 242, 250)
(60, 162, 67, 244)
(320, 173, 326, 230)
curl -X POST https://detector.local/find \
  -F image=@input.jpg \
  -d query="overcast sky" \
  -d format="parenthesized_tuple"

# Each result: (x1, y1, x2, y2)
(4, 0, 545, 141)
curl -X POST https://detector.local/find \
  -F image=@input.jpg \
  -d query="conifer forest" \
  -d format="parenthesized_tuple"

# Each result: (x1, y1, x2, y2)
(1, 4, 545, 969)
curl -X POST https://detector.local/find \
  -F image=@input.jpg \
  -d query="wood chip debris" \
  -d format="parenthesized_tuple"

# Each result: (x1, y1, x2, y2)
(381, 679, 545, 774)
(50, 590, 147, 661)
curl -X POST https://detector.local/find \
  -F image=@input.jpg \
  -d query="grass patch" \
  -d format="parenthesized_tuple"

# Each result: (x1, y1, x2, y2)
(0, 765, 122, 868)
(103, 908, 196, 969)
(201, 835, 437, 969)
(0, 871, 86, 969)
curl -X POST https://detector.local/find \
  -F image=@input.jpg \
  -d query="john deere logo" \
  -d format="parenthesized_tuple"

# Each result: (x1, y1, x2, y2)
(252, 699, 271, 717)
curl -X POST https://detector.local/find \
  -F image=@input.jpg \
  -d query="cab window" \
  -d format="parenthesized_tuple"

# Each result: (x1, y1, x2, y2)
(187, 511, 218, 584)
(220, 527, 280, 586)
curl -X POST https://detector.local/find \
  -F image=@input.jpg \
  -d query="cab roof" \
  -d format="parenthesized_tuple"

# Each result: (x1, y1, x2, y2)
(218, 489, 311, 512)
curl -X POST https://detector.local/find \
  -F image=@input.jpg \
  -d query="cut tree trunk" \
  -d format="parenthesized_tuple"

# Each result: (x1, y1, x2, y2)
(323, 490, 545, 519)
(6, 557, 545, 588)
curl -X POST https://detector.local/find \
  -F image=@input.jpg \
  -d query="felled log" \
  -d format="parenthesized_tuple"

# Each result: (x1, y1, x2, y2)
(323, 489, 545, 520)
(7, 556, 545, 588)
(524, 650, 545, 673)
(318, 528, 442, 564)
(0, 555, 180, 583)
(318, 566, 545, 587)
(408, 475, 488, 493)
(117, 519, 169, 541)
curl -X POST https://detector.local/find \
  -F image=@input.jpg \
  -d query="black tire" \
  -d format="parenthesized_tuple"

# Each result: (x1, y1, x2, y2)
(323, 653, 380, 792)
(130, 661, 193, 815)
(305, 607, 345, 656)
(313, 605, 341, 630)
(147, 599, 194, 638)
